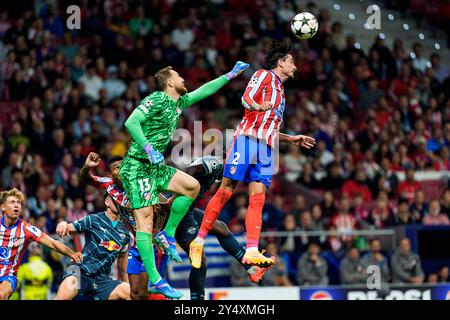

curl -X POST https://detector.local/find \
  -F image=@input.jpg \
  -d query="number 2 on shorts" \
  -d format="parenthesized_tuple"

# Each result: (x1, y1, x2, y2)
(231, 152, 240, 165)
(138, 178, 151, 192)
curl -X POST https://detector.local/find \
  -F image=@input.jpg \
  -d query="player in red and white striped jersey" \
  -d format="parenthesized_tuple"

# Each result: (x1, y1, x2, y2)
(190, 40, 316, 269)
(0, 188, 82, 300)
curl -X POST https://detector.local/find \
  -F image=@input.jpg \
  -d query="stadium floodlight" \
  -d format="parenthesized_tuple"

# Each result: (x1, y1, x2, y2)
(388, 14, 394, 21)
(379, 33, 385, 40)
(410, 52, 416, 59)
(354, 42, 361, 49)
(418, 33, 425, 40)
(426, 61, 432, 68)
(403, 23, 409, 30)
(348, 13, 356, 20)
(333, 3, 341, 11)
(434, 42, 440, 50)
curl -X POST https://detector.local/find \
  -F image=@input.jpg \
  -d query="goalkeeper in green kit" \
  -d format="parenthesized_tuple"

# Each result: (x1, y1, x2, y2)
(120, 61, 249, 298)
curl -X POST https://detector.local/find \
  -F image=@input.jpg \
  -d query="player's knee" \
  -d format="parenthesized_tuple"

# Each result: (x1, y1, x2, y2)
(212, 220, 230, 237)
(185, 178, 200, 198)
(0, 292, 8, 300)
(119, 284, 131, 300)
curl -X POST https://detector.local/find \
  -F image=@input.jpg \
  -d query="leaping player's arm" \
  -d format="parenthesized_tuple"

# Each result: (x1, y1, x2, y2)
(241, 70, 274, 112)
(79, 152, 102, 187)
(185, 61, 250, 107)
(39, 234, 83, 264)
(279, 133, 316, 149)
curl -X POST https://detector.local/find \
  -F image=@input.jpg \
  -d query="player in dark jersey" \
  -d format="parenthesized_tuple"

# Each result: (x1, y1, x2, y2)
(79, 152, 173, 299)
(158, 156, 274, 300)
(55, 194, 131, 300)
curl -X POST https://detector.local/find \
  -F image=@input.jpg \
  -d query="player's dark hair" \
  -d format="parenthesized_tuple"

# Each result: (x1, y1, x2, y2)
(107, 155, 123, 167)
(155, 66, 174, 91)
(264, 40, 292, 70)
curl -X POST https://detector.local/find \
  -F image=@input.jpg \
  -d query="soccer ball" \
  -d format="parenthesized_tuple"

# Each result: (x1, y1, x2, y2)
(291, 12, 319, 40)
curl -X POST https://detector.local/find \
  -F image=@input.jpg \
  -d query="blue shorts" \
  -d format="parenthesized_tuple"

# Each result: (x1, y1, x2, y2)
(0, 275, 18, 293)
(127, 246, 168, 279)
(223, 135, 274, 188)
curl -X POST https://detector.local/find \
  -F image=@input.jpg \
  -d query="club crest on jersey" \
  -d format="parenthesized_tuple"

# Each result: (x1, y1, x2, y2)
(99, 240, 121, 252)
(0, 246, 11, 260)
(230, 166, 237, 175)
(143, 192, 150, 201)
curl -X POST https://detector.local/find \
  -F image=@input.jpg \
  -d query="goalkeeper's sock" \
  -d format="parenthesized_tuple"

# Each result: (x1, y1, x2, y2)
(136, 231, 162, 284)
(164, 195, 196, 237)
(217, 233, 251, 270)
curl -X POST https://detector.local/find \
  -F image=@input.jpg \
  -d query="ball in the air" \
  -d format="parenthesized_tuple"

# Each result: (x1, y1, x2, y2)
(291, 12, 319, 40)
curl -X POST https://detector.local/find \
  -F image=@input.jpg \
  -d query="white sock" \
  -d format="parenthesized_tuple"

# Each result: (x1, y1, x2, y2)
(246, 247, 258, 253)
(194, 237, 204, 245)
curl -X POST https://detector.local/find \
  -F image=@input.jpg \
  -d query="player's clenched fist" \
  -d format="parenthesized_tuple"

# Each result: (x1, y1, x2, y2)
(85, 152, 101, 168)
(56, 221, 70, 237)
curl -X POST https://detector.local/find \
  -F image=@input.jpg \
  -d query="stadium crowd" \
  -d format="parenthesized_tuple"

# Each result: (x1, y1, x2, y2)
(0, 0, 449, 296)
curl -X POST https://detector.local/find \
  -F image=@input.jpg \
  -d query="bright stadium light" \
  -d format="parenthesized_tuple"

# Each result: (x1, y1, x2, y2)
(434, 42, 441, 50)
(348, 13, 355, 20)
(355, 42, 361, 49)
(333, 3, 341, 10)
(388, 14, 394, 21)
(426, 61, 432, 68)
(379, 33, 385, 40)
(403, 23, 409, 30)
(418, 33, 425, 40)
(410, 52, 416, 59)
(364, 22, 370, 29)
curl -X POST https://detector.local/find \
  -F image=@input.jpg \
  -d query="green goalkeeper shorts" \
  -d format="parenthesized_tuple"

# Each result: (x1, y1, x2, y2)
(119, 155, 177, 209)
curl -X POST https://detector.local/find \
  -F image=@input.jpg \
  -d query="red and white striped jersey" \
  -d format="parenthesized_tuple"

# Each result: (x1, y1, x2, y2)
(0, 217, 46, 277)
(237, 69, 286, 147)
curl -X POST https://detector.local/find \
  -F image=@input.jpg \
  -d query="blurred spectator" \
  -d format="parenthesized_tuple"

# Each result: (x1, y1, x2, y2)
(297, 243, 329, 286)
(278, 214, 302, 254)
(79, 63, 103, 102)
(261, 243, 292, 287)
(16, 243, 53, 300)
(320, 161, 344, 193)
(339, 247, 367, 285)
(342, 169, 372, 203)
(422, 199, 450, 225)
(296, 161, 319, 189)
(440, 189, 450, 218)
(427, 273, 438, 284)
(391, 198, 416, 226)
(397, 167, 422, 203)
(330, 197, 357, 246)
(171, 19, 194, 52)
(409, 189, 428, 222)
(361, 238, 390, 284)
(437, 265, 449, 283)
(391, 238, 425, 284)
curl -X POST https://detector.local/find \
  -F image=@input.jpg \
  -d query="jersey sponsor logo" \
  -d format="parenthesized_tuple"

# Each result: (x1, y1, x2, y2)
(0, 246, 11, 260)
(26, 225, 42, 238)
(99, 240, 122, 252)
(96, 177, 112, 183)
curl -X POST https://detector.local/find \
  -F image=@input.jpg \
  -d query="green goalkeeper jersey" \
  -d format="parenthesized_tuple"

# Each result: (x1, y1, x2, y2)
(124, 75, 229, 160)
